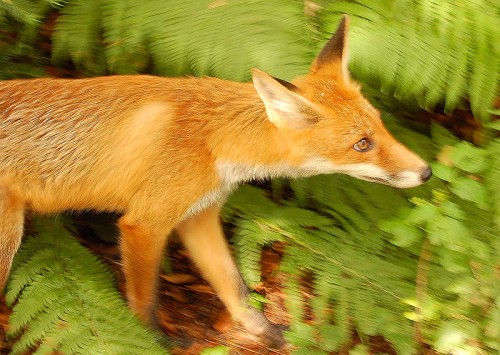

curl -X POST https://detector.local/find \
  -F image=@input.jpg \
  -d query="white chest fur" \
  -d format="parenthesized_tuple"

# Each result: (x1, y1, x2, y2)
(181, 157, 350, 220)
(215, 160, 311, 184)
(180, 160, 286, 220)
(181, 185, 234, 220)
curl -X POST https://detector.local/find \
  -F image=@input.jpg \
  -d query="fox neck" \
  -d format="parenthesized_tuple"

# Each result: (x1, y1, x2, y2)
(191, 80, 310, 184)
(211, 115, 309, 185)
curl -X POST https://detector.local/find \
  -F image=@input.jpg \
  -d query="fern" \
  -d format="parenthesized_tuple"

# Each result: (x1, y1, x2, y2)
(48, 0, 314, 80)
(0, 0, 54, 79)
(2, 0, 499, 114)
(224, 109, 498, 353)
(100, 0, 148, 74)
(0, 0, 39, 24)
(316, 0, 500, 121)
(52, 0, 107, 75)
(6, 216, 168, 354)
(225, 184, 419, 353)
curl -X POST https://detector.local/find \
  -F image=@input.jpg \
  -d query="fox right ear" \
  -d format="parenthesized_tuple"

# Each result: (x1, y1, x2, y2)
(252, 68, 319, 130)
(310, 15, 350, 81)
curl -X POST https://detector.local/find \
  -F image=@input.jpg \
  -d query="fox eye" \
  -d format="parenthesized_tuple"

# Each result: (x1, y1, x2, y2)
(353, 138, 372, 152)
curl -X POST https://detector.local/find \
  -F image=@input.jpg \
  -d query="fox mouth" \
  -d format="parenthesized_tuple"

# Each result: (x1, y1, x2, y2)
(359, 175, 393, 186)
(358, 172, 426, 189)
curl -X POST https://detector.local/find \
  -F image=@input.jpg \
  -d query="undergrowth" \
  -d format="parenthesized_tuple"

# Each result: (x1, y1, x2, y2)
(6, 217, 168, 354)
(314, 0, 500, 121)
(223, 116, 499, 354)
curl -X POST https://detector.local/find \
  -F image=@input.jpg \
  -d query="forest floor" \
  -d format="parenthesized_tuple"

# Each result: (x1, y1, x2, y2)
(0, 214, 398, 355)
(0, 215, 292, 354)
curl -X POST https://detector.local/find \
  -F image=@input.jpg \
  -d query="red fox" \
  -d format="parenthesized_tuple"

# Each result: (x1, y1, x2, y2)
(0, 16, 430, 347)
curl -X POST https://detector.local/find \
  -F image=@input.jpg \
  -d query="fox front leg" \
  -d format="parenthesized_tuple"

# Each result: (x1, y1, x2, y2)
(175, 205, 286, 348)
(118, 212, 175, 324)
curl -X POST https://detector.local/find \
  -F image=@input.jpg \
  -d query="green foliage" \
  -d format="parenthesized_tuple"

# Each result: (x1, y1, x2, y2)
(382, 138, 499, 353)
(0, 0, 60, 25)
(6, 217, 168, 354)
(0, 0, 55, 79)
(52, 0, 107, 75)
(131, 0, 312, 80)
(2, 0, 313, 80)
(1, 1, 498, 119)
(224, 112, 498, 353)
(315, 0, 500, 121)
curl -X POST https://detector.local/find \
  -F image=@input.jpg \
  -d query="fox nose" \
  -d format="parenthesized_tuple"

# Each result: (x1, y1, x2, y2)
(420, 166, 432, 182)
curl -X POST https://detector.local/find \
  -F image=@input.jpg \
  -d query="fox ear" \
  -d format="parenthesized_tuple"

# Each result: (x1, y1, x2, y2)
(310, 14, 350, 81)
(252, 68, 319, 130)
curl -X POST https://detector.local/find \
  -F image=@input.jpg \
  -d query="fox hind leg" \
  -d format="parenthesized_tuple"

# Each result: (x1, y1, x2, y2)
(0, 185, 25, 292)
(176, 205, 286, 348)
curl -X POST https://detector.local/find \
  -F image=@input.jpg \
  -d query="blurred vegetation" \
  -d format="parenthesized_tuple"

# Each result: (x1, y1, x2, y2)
(1, 0, 499, 354)
(6, 217, 167, 354)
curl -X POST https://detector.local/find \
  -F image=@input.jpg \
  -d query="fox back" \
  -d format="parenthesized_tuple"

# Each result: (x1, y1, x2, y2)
(0, 16, 430, 348)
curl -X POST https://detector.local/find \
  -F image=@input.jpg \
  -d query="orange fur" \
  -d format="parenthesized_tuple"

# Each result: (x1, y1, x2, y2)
(0, 16, 430, 347)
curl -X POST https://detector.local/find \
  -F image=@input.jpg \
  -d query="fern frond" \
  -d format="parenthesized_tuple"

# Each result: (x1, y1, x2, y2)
(232, 221, 265, 287)
(52, 0, 106, 75)
(100, 0, 149, 74)
(147, 0, 312, 80)
(6, 216, 167, 354)
(485, 139, 500, 230)
(318, 1, 500, 121)
(50, 0, 313, 80)
(0, 0, 37, 24)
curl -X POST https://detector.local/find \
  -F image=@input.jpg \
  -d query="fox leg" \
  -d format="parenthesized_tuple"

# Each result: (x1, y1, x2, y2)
(118, 214, 172, 324)
(0, 185, 25, 292)
(176, 205, 285, 348)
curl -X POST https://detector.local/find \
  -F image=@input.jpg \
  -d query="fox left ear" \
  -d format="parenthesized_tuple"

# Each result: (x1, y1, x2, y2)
(310, 14, 350, 82)
(252, 68, 319, 130)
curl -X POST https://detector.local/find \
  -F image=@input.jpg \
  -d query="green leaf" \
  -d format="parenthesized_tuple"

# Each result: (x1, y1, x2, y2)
(420, 295, 442, 321)
(439, 249, 469, 273)
(450, 177, 489, 209)
(247, 292, 267, 310)
(319, 325, 342, 351)
(440, 201, 466, 220)
(469, 239, 490, 261)
(451, 142, 490, 173)
(405, 204, 439, 225)
(485, 120, 500, 131)
(285, 323, 316, 347)
(379, 219, 423, 247)
(434, 323, 468, 353)
(431, 162, 455, 182)
(430, 122, 460, 146)
(427, 215, 470, 251)
(349, 344, 370, 355)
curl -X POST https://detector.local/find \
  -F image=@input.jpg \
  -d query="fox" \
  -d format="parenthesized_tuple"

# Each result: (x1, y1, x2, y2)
(0, 16, 430, 347)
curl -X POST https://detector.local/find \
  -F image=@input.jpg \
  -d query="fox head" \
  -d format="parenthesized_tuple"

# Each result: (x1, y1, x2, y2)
(252, 15, 431, 188)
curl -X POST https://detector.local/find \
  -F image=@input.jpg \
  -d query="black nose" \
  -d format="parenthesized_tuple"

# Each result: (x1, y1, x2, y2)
(421, 166, 432, 182)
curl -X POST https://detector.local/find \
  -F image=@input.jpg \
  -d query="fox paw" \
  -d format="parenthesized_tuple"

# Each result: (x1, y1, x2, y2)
(260, 322, 287, 349)
(238, 307, 287, 349)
